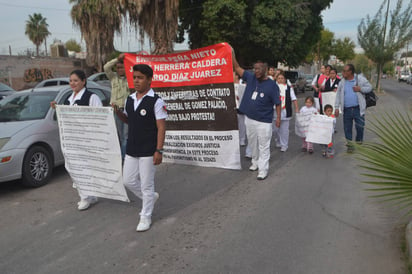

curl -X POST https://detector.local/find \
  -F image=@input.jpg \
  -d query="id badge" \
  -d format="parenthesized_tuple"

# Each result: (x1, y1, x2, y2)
(251, 91, 258, 100)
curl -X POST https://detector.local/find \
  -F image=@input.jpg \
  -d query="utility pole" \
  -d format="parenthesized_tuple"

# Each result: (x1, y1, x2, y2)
(44, 37, 48, 56)
(378, 0, 390, 91)
(9, 45, 11, 56)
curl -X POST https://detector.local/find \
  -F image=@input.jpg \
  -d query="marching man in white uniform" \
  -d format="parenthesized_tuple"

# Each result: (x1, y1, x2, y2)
(116, 64, 167, 232)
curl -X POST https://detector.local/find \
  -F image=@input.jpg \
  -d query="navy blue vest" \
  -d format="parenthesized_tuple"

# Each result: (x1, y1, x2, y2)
(64, 90, 93, 106)
(285, 85, 292, 118)
(125, 94, 159, 157)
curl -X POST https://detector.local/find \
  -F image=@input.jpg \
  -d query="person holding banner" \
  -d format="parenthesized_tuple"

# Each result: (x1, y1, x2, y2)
(104, 53, 130, 161)
(117, 64, 167, 232)
(321, 104, 336, 158)
(273, 70, 299, 152)
(299, 96, 318, 154)
(51, 69, 103, 211)
(232, 50, 281, 180)
(334, 64, 372, 153)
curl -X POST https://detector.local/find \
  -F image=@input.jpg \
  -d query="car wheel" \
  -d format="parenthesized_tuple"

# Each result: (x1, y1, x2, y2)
(22, 146, 53, 187)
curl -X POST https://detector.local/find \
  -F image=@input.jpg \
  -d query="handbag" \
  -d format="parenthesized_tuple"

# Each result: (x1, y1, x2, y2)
(365, 90, 378, 108)
(356, 75, 378, 108)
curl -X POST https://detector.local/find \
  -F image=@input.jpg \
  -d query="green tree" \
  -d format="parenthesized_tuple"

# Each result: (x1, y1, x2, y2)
(353, 54, 374, 78)
(178, 0, 333, 67)
(65, 39, 81, 52)
(382, 61, 394, 75)
(333, 37, 356, 63)
(358, 0, 412, 91)
(25, 13, 51, 57)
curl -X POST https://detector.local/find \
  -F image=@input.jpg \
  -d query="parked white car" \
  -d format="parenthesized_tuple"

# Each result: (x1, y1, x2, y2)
(398, 71, 411, 82)
(0, 83, 111, 187)
(406, 75, 412, 85)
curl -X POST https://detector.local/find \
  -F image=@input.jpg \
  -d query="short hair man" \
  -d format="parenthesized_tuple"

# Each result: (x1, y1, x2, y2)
(232, 50, 281, 180)
(104, 53, 130, 160)
(120, 64, 167, 231)
(334, 64, 372, 152)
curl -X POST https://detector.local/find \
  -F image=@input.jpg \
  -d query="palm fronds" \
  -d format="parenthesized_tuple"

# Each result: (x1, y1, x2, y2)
(357, 111, 412, 214)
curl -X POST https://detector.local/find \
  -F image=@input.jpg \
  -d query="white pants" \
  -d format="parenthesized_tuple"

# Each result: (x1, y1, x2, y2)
(123, 155, 156, 218)
(245, 116, 272, 174)
(272, 119, 289, 150)
(237, 113, 247, 146)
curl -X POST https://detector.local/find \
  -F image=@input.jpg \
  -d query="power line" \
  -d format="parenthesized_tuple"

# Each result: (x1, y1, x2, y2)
(0, 2, 69, 12)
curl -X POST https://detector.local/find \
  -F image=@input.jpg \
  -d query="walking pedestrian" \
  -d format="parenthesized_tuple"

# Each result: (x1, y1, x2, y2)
(232, 49, 281, 180)
(273, 70, 299, 152)
(334, 64, 372, 152)
(51, 69, 103, 211)
(300, 96, 317, 154)
(117, 64, 167, 231)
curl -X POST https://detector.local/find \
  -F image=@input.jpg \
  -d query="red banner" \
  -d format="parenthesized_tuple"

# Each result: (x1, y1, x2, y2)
(123, 43, 240, 170)
(124, 43, 233, 88)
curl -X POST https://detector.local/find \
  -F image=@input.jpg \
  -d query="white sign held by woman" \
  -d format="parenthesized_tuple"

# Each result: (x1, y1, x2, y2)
(56, 105, 129, 202)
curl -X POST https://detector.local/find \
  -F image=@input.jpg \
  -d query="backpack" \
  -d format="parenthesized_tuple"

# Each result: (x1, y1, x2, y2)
(356, 75, 378, 108)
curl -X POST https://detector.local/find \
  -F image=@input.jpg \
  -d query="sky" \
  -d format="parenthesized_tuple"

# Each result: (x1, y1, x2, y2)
(0, 0, 406, 55)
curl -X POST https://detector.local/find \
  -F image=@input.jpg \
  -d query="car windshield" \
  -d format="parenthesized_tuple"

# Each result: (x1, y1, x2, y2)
(0, 82, 14, 92)
(0, 92, 56, 122)
(284, 71, 298, 81)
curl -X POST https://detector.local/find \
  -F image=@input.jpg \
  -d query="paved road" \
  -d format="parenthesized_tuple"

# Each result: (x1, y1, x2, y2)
(0, 83, 407, 274)
(380, 78, 412, 111)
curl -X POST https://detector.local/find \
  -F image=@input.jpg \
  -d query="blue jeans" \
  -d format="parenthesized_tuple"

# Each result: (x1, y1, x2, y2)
(114, 114, 128, 160)
(343, 106, 365, 142)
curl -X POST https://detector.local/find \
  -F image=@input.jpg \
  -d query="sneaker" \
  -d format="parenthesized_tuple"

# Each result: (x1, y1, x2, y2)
(136, 217, 152, 232)
(276, 143, 281, 148)
(77, 197, 98, 211)
(249, 164, 258, 171)
(322, 151, 327, 157)
(257, 172, 267, 180)
(280, 147, 287, 152)
(301, 147, 307, 152)
(308, 149, 314, 154)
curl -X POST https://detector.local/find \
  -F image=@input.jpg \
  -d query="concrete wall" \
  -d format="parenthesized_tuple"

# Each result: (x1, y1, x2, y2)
(0, 55, 90, 91)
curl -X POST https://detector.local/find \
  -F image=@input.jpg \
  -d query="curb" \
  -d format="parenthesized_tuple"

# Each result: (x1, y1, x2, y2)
(406, 220, 412, 264)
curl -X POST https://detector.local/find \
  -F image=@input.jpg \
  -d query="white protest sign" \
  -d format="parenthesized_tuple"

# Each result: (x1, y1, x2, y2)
(305, 114, 334, 145)
(163, 130, 241, 169)
(56, 105, 129, 202)
(295, 112, 314, 138)
(321, 92, 337, 112)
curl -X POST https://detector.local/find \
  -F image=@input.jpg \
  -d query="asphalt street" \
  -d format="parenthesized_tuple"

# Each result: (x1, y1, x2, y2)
(0, 78, 409, 274)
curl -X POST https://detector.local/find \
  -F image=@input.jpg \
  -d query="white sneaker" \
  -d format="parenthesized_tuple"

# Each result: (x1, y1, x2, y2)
(249, 164, 258, 171)
(136, 217, 152, 232)
(280, 147, 287, 152)
(257, 172, 267, 180)
(77, 197, 98, 211)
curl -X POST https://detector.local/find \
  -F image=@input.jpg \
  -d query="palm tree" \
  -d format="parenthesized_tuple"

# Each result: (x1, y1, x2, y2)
(70, 0, 122, 71)
(69, 0, 179, 71)
(357, 112, 412, 215)
(126, 0, 179, 54)
(25, 13, 51, 56)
